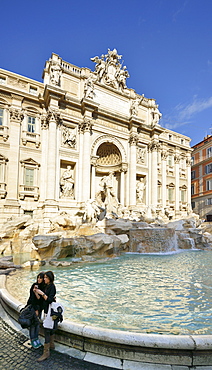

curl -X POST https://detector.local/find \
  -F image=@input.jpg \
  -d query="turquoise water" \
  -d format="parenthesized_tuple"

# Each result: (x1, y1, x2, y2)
(7, 250, 212, 335)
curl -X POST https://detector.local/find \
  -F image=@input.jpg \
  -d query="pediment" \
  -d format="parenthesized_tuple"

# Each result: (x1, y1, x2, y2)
(20, 158, 39, 166)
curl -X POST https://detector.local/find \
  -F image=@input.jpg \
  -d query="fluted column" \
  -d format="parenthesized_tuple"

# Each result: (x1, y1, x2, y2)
(46, 109, 61, 201)
(80, 119, 92, 202)
(7, 108, 24, 200)
(174, 154, 180, 213)
(90, 156, 97, 200)
(129, 134, 138, 206)
(161, 150, 167, 211)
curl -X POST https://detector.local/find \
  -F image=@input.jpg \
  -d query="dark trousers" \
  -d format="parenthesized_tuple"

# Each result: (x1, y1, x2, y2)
(29, 322, 40, 340)
(44, 327, 55, 344)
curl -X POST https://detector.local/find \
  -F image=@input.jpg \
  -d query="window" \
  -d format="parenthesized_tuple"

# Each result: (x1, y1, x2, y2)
(207, 147, 212, 158)
(168, 155, 173, 166)
(191, 170, 196, 179)
(169, 134, 172, 140)
(25, 168, 34, 186)
(168, 188, 174, 201)
(27, 116, 35, 133)
(181, 190, 186, 202)
(191, 184, 194, 195)
(181, 139, 184, 145)
(205, 164, 212, 174)
(205, 198, 212, 205)
(191, 156, 194, 166)
(206, 179, 212, 191)
(191, 201, 195, 209)
(0, 77, 6, 85)
(29, 86, 37, 95)
(180, 158, 186, 169)
(0, 108, 3, 125)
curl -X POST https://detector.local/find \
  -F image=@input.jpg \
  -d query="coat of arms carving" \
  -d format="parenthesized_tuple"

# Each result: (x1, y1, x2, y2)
(91, 49, 129, 91)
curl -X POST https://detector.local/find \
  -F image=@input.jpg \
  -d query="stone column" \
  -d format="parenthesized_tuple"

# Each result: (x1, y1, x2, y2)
(77, 125, 84, 202)
(129, 134, 138, 206)
(81, 119, 92, 202)
(7, 109, 24, 199)
(90, 156, 97, 200)
(150, 141, 158, 207)
(39, 115, 49, 202)
(161, 150, 167, 212)
(45, 109, 61, 202)
(174, 154, 180, 213)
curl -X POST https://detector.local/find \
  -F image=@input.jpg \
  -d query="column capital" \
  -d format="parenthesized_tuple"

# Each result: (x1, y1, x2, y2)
(129, 133, 139, 146)
(9, 108, 24, 122)
(78, 119, 93, 134)
(161, 150, 168, 160)
(148, 141, 159, 152)
(174, 155, 180, 164)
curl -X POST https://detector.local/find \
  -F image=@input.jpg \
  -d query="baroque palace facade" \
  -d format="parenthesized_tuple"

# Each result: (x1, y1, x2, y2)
(0, 50, 192, 230)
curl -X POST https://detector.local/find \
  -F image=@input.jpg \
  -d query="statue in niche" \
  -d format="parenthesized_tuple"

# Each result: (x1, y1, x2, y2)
(60, 166, 74, 198)
(136, 178, 146, 204)
(151, 105, 162, 127)
(62, 127, 76, 148)
(50, 63, 61, 86)
(84, 75, 95, 99)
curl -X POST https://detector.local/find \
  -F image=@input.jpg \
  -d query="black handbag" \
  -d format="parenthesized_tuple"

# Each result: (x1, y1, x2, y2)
(18, 304, 38, 329)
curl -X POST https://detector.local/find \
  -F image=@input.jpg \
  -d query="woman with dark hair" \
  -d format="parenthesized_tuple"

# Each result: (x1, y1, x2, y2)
(27, 272, 45, 349)
(34, 271, 57, 362)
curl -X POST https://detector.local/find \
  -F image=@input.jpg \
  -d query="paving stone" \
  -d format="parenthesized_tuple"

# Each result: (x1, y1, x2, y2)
(0, 317, 115, 370)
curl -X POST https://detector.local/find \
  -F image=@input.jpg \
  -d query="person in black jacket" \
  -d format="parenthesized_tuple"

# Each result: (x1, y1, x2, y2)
(27, 272, 45, 349)
(35, 271, 56, 362)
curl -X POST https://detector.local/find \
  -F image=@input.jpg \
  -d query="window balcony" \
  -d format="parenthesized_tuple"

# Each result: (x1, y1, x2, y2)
(19, 184, 39, 200)
(21, 131, 40, 148)
(0, 125, 9, 141)
(0, 182, 7, 198)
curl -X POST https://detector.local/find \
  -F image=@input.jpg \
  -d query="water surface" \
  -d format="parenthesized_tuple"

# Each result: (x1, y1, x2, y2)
(7, 250, 212, 335)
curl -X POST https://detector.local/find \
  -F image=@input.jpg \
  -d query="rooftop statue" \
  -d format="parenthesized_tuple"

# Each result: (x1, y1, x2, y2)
(91, 48, 130, 91)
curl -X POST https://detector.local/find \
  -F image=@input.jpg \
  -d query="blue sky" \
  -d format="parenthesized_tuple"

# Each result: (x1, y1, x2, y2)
(1, 0, 212, 146)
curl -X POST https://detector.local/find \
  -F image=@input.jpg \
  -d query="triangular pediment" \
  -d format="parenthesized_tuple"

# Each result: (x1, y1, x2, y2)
(21, 158, 39, 165)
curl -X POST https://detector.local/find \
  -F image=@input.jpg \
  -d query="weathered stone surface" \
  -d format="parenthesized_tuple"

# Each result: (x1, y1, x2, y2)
(129, 228, 177, 253)
(105, 219, 133, 235)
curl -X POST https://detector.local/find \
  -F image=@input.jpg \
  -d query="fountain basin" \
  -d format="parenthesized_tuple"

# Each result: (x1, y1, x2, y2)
(1, 274, 212, 369)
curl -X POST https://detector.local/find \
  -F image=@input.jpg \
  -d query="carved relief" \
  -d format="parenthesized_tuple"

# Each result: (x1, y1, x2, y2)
(62, 126, 76, 148)
(8, 77, 27, 89)
(137, 146, 146, 164)
(91, 48, 129, 91)
(130, 96, 144, 116)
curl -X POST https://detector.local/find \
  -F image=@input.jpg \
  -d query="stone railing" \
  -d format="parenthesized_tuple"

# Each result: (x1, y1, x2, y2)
(1, 275, 212, 369)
